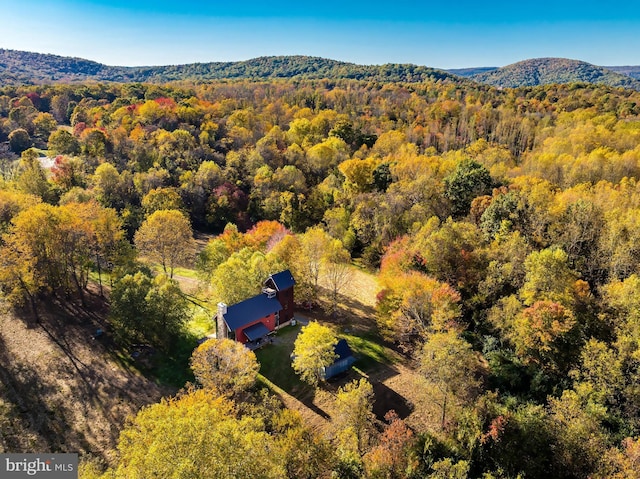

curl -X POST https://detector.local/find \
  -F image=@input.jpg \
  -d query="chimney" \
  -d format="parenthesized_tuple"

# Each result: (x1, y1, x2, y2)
(216, 302, 228, 339)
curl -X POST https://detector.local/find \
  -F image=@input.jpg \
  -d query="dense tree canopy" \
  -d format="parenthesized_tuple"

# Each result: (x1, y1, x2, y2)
(190, 338, 259, 397)
(3, 76, 640, 478)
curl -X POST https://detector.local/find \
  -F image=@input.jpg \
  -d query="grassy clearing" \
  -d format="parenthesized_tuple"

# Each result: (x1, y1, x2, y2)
(340, 330, 396, 373)
(255, 324, 312, 396)
(169, 266, 200, 280)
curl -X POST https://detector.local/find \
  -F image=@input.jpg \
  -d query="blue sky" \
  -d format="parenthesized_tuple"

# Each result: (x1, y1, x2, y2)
(2, 1, 640, 68)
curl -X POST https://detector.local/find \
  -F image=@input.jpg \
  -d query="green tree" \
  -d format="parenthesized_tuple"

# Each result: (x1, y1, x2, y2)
(134, 209, 196, 278)
(520, 247, 579, 307)
(548, 389, 610, 478)
(109, 272, 188, 351)
(334, 378, 376, 455)
(292, 322, 338, 386)
(15, 149, 52, 201)
(571, 339, 624, 407)
(196, 237, 232, 282)
(210, 247, 284, 305)
(413, 217, 487, 295)
(33, 112, 57, 138)
(80, 127, 110, 158)
(141, 187, 185, 216)
(92, 162, 136, 211)
(8, 128, 31, 153)
(0, 190, 41, 234)
(190, 338, 259, 397)
(271, 409, 335, 479)
(444, 158, 493, 217)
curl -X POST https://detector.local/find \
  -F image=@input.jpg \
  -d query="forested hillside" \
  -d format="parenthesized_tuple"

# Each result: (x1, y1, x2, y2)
(2, 76, 640, 478)
(472, 58, 640, 90)
(607, 65, 640, 80)
(0, 49, 459, 85)
(4, 49, 640, 90)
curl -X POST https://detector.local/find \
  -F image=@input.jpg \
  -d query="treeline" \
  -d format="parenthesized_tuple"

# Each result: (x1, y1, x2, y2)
(2, 77, 640, 477)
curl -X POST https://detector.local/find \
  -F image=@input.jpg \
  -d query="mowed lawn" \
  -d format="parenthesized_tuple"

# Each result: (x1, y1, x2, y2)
(255, 323, 311, 396)
(256, 320, 396, 395)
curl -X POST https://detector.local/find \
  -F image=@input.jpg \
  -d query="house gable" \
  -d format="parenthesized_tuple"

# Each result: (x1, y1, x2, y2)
(265, 269, 296, 291)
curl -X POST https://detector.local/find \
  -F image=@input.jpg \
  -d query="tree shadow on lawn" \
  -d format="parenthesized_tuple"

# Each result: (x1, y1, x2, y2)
(4, 292, 172, 458)
(313, 286, 376, 331)
(371, 380, 413, 420)
(255, 324, 330, 420)
(322, 362, 412, 422)
(260, 303, 415, 426)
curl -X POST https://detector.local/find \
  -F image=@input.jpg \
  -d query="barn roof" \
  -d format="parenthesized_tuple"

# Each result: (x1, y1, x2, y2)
(267, 269, 296, 291)
(223, 294, 282, 331)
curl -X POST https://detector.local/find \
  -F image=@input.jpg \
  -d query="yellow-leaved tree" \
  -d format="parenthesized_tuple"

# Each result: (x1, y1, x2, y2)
(111, 389, 284, 478)
(134, 209, 196, 278)
(292, 321, 338, 387)
(190, 338, 260, 397)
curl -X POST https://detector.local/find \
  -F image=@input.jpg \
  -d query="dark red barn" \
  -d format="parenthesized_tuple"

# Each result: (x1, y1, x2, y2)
(217, 270, 296, 345)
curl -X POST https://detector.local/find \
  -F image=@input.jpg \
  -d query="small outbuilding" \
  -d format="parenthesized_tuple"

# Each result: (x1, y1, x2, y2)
(321, 339, 356, 380)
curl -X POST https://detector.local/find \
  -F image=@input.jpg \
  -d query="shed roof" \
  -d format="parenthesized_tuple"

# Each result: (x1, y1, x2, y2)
(267, 269, 296, 291)
(223, 294, 282, 331)
(335, 339, 354, 361)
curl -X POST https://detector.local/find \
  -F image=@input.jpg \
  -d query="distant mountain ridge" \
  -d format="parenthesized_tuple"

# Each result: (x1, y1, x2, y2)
(447, 67, 498, 77)
(0, 49, 460, 85)
(1, 49, 640, 90)
(605, 65, 640, 80)
(470, 58, 640, 90)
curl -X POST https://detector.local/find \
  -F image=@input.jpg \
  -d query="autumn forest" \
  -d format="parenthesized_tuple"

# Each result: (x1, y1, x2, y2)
(2, 72, 640, 478)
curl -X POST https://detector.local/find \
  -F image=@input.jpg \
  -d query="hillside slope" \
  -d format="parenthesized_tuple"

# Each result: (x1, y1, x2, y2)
(0, 296, 170, 460)
(471, 57, 640, 89)
(447, 66, 498, 77)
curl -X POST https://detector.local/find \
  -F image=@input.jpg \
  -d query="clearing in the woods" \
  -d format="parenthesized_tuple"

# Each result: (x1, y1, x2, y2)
(256, 266, 441, 433)
(0, 263, 438, 463)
